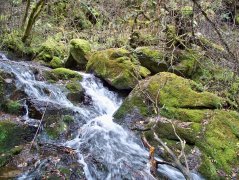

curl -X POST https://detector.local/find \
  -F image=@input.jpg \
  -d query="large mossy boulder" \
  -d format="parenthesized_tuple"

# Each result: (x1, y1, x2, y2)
(86, 48, 151, 90)
(65, 39, 91, 69)
(134, 47, 168, 74)
(114, 72, 224, 119)
(113, 72, 238, 179)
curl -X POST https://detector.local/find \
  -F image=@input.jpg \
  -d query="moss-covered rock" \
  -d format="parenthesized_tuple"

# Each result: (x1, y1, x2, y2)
(0, 120, 35, 167)
(86, 48, 151, 90)
(114, 72, 238, 179)
(35, 38, 66, 63)
(49, 56, 64, 69)
(65, 39, 91, 69)
(116, 72, 224, 116)
(3, 100, 22, 115)
(134, 47, 168, 74)
(235, 13, 239, 25)
(143, 109, 239, 178)
(169, 50, 201, 78)
(1, 32, 32, 57)
(44, 68, 82, 82)
(66, 81, 85, 103)
(44, 115, 68, 140)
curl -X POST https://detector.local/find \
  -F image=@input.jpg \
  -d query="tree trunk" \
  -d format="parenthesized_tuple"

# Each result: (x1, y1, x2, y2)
(21, 0, 31, 29)
(22, 0, 45, 43)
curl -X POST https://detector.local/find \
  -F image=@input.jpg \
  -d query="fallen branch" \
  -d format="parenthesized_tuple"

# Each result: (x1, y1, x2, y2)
(153, 132, 192, 180)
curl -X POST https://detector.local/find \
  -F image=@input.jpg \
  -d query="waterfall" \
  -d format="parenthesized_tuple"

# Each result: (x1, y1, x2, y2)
(0, 53, 203, 180)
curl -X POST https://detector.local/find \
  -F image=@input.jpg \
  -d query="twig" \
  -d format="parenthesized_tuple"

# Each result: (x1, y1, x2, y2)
(28, 92, 51, 152)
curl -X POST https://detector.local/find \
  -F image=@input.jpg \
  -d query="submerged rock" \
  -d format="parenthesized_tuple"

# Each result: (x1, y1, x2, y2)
(86, 48, 151, 90)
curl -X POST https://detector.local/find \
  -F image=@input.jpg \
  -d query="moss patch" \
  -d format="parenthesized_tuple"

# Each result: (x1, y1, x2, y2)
(44, 68, 82, 82)
(49, 56, 64, 69)
(36, 38, 66, 63)
(147, 72, 224, 108)
(2, 100, 22, 115)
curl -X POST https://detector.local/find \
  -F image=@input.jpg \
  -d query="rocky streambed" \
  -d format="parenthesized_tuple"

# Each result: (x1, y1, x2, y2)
(0, 44, 238, 180)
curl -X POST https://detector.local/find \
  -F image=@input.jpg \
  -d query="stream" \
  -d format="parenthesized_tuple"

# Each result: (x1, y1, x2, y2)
(0, 52, 203, 180)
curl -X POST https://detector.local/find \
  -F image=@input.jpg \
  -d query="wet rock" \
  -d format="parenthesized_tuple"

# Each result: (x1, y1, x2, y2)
(66, 81, 85, 104)
(44, 68, 83, 82)
(0, 120, 36, 170)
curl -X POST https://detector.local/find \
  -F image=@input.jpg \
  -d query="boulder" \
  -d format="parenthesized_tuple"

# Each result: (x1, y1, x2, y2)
(65, 39, 91, 69)
(114, 72, 224, 119)
(86, 48, 151, 90)
(113, 72, 239, 179)
(134, 47, 168, 74)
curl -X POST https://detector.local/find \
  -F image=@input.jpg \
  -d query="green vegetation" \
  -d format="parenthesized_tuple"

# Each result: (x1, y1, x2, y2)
(44, 68, 82, 82)
(3, 100, 21, 115)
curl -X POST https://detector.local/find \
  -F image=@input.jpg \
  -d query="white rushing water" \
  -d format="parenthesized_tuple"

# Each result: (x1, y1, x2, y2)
(0, 53, 203, 180)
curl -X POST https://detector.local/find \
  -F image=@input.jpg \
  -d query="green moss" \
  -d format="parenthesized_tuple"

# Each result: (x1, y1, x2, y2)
(181, 6, 193, 16)
(135, 47, 168, 74)
(49, 56, 64, 69)
(63, 115, 74, 124)
(160, 107, 208, 123)
(36, 38, 66, 62)
(147, 72, 224, 108)
(197, 110, 239, 176)
(114, 95, 150, 120)
(3, 100, 21, 115)
(65, 39, 91, 69)
(235, 13, 239, 25)
(171, 50, 201, 78)
(198, 36, 225, 51)
(45, 115, 67, 139)
(198, 154, 218, 178)
(66, 81, 82, 93)
(0, 120, 32, 153)
(44, 68, 82, 81)
(2, 31, 32, 56)
(86, 48, 150, 90)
